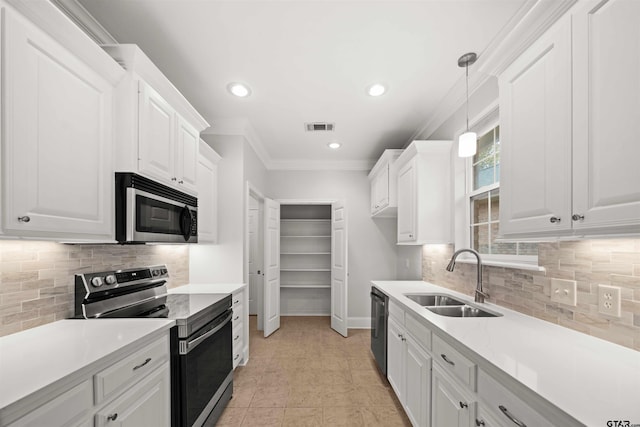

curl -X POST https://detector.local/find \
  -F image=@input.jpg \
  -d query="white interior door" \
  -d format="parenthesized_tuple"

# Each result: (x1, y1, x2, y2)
(331, 202, 348, 337)
(263, 198, 281, 337)
(248, 207, 259, 315)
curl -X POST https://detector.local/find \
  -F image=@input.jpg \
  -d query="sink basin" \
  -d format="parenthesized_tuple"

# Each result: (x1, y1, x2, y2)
(404, 293, 466, 307)
(426, 305, 502, 318)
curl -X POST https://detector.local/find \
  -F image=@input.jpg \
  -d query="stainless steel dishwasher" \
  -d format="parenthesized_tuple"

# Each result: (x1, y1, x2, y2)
(370, 286, 388, 375)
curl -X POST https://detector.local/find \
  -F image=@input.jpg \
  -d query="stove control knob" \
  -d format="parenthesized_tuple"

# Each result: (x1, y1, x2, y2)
(105, 275, 117, 285)
(91, 277, 104, 287)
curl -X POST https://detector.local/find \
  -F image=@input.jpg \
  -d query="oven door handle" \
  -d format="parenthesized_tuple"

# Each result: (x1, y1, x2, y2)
(182, 312, 232, 355)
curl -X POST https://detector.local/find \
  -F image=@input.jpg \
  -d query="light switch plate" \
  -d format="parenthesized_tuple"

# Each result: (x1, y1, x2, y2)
(598, 284, 621, 317)
(550, 278, 577, 306)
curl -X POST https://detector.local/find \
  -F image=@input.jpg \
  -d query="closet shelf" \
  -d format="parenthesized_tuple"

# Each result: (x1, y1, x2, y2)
(281, 252, 331, 255)
(281, 284, 331, 289)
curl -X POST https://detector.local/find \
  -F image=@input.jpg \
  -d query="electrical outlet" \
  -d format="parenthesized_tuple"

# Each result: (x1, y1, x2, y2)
(598, 285, 621, 317)
(550, 279, 577, 306)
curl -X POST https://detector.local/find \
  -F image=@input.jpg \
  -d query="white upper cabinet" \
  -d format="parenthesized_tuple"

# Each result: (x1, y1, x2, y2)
(499, 1, 640, 238)
(395, 140, 453, 245)
(571, 0, 640, 234)
(368, 149, 403, 217)
(105, 45, 209, 196)
(197, 140, 221, 244)
(1, 0, 124, 241)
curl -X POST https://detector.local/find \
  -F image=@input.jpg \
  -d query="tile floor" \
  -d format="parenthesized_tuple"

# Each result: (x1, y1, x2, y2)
(217, 316, 411, 426)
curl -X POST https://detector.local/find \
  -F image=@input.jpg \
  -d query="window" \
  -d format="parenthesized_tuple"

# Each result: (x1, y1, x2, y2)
(466, 125, 537, 258)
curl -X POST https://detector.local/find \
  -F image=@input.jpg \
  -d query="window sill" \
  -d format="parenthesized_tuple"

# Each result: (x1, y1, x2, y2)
(455, 257, 545, 272)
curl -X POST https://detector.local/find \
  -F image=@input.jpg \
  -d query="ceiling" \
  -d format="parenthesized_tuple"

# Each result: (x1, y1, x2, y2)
(77, 0, 529, 169)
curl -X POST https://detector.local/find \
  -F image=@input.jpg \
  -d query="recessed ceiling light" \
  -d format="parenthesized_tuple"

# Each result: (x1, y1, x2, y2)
(328, 142, 341, 150)
(227, 82, 251, 97)
(367, 83, 386, 97)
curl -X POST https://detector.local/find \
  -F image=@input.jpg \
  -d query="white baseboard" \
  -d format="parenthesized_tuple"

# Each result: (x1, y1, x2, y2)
(348, 317, 371, 329)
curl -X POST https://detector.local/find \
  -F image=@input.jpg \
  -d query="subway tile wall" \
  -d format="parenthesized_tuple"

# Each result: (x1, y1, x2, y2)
(422, 239, 640, 351)
(0, 241, 189, 337)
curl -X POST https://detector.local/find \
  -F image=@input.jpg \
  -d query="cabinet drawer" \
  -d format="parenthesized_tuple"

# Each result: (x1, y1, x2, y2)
(9, 380, 92, 427)
(94, 335, 169, 404)
(232, 322, 243, 352)
(232, 303, 244, 324)
(232, 291, 244, 309)
(405, 312, 431, 351)
(478, 369, 554, 427)
(389, 299, 405, 323)
(432, 334, 476, 390)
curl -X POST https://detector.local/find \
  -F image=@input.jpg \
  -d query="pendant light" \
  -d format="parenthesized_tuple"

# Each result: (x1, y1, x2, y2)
(457, 52, 478, 158)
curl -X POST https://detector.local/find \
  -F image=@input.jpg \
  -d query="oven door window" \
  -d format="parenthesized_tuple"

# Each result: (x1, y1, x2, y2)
(180, 319, 232, 426)
(136, 194, 188, 237)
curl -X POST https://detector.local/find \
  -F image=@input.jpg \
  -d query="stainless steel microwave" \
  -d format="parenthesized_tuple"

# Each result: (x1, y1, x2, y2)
(115, 173, 197, 243)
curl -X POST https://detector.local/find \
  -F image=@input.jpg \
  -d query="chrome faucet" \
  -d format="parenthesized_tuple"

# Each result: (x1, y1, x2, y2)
(445, 248, 488, 303)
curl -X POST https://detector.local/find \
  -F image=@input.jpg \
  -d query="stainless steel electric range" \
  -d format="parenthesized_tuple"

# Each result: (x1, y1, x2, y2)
(74, 265, 232, 427)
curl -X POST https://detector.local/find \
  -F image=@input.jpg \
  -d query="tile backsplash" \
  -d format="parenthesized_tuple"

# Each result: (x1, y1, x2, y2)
(422, 239, 640, 351)
(0, 241, 189, 337)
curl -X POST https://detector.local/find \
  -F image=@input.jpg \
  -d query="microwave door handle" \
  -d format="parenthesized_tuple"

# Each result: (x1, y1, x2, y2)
(179, 205, 193, 241)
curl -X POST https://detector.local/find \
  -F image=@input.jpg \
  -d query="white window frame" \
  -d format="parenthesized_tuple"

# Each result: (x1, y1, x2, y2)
(453, 102, 540, 269)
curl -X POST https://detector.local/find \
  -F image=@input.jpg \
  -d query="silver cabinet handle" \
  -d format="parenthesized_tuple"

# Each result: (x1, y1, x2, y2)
(441, 354, 455, 366)
(572, 214, 584, 221)
(499, 405, 527, 427)
(409, 234, 413, 238)
(234, 335, 240, 341)
(171, 177, 177, 181)
(459, 401, 468, 409)
(234, 299, 240, 304)
(234, 354, 240, 361)
(549, 216, 561, 223)
(476, 420, 486, 426)
(133, 357, 151, 371)
(17, 216, 30, 223)
(234, 316, 239, 321)
(107, 413, 118, 422)
(179, 180, 184, 184)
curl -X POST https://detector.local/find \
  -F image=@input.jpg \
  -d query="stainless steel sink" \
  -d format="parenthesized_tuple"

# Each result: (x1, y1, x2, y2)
(426, 305, 502, 318)
(404, 293, 466, 307)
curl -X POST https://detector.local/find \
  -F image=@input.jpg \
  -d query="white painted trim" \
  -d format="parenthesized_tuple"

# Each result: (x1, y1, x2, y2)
(269, 159, 375, 171)
(276, 199, 338, 206)
(348, 317, 371, 329)
(279, 312, 331, 316)
(410, 0, 578, 143)
(50, 0, 117, 44)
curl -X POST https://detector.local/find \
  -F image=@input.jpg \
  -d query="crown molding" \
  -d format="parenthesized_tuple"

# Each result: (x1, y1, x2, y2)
(269, 159, 375, 172)
(50, 0, 118, 44)
(407, 0, 577, 143)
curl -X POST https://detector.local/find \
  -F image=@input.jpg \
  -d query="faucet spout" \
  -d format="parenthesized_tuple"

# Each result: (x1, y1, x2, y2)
(445, 248, 487, 303)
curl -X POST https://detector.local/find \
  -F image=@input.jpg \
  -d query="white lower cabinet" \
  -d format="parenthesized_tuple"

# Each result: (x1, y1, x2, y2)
(432, 364, 475, 427)
(7, 333, 170, 427)
(387, 302, 431, 427)
(232, 288, 248, 368)
(95, 362, 170, 427)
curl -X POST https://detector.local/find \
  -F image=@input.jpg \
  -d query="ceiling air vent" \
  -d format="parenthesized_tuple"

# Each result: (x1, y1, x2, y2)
(305, 122, 335, 132)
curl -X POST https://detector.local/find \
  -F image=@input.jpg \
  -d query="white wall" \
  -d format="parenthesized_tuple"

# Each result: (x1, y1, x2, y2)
(268, 170, 399, 326)
(190, 134, 245, 283)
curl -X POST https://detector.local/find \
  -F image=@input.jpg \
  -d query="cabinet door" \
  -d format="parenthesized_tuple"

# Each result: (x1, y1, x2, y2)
(197, 149, 218, 243)
(375, 165, 390, 211)
(397, 159, 417, 243)
(404, 335, 431, 427)
(387, 316, 405, 401)
(2, 8, 113, 238)
(432, 366, 474, 427)
(498, 17, 573, 237)
(138, 81, 175, 185)
(175, 116, 199, 194)
(95, 363, 170, 427)
(571, 0, 640, 233)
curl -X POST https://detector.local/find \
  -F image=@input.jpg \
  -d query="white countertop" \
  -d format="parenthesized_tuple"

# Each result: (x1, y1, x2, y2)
(169, 283, 246, 294)
(0, 318, 174, 413)
(372, 280, 640, 427)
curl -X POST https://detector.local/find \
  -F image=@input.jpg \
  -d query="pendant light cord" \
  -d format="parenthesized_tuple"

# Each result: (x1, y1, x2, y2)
(465, 63, 469, 133)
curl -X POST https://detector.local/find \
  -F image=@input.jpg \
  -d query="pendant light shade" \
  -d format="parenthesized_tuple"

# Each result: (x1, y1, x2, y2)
(457, 52, 477, 158)
(458, 131, 477, 157)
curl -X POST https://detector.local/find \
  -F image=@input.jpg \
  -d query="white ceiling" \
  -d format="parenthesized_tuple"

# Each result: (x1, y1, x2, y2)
(77, 0, 529, 169)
